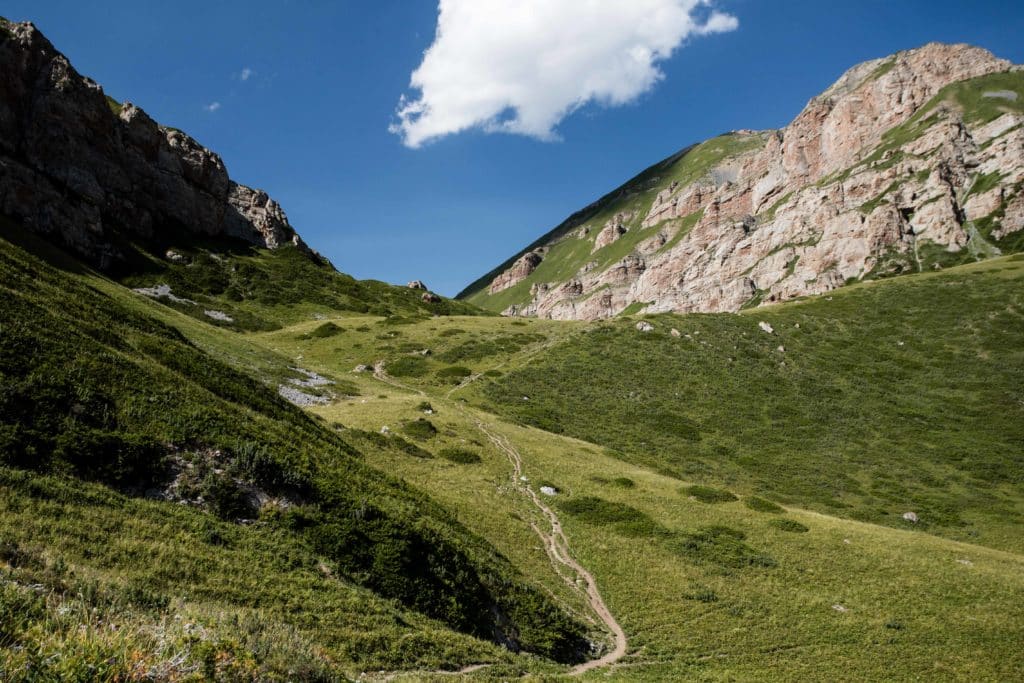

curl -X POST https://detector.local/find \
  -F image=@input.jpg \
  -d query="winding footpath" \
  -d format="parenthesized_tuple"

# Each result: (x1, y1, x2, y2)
(471, 421, 628, 675)
(372, 363, 628, 676)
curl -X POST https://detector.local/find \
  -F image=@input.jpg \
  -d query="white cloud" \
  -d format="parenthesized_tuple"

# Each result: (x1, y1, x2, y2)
(240, 67, 253, 81)
(204, 101, 222, 113)
(391, 0, 738, 148)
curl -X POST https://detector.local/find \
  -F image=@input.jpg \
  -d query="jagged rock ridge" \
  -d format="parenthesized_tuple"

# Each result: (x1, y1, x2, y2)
(460, 43, 1024, 319)
(0, 19, 307, 269)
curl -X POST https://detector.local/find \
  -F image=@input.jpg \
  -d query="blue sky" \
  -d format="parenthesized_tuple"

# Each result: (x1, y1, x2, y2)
(9, 1, 1024, 295)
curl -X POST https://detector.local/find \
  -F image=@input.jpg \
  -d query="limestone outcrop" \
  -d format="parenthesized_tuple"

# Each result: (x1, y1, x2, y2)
(463, 43, 1024, 320)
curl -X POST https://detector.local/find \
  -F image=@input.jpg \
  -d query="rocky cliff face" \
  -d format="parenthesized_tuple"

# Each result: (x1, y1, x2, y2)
(461, 43, 1024, 319)
(0, 19, 307, 269)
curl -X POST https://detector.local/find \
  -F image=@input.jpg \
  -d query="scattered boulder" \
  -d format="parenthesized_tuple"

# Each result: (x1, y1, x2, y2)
(636, 321, 655, 332)
(759, 321, 774, 334)
(380, 426, 390, 435)
(421, 292, 441, 303)
(902, 511, 919, 523)
(407, 280, 427, 290)
(353, 364, 371, 373)
(670, 328, 681, 337)
(777, 345, 786, 353)
(832, 604, 849, 613)
(165, 249, 188, 264)
(539, 486, 558, 496)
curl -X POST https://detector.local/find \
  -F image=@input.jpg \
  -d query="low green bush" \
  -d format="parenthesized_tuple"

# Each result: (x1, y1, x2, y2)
(438, 447, 481, 464)
(686, 485, 738, 504)
(401, 419, 438, 441)
(746, 496, 785, 513)
(769, 518, 810, 533)
(305, 322, 343, 338)
(387, 356, 429, 377)
(436, 366, 473, 384)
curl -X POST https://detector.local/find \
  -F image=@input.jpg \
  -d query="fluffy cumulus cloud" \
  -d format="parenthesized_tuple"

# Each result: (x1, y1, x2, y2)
(203, 101, 222, 113)
(391, 0, 738, 148)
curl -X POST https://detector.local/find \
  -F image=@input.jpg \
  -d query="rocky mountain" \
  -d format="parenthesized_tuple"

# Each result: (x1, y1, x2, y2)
(459, 43, 1024, 319)
(0, 18, 306, 270)
(0, 18, 471, 326)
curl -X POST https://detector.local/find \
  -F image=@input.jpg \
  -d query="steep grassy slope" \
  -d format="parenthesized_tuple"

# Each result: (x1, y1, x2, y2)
(0, 226, 586, 679)
(474, 256, 1024, 552)
(113, 235, 483, 332)
(245, 286, 1024, 681)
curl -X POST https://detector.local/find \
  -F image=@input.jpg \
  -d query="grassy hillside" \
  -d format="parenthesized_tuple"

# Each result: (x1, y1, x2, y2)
(0, 226, 585, 679)
(111, 234, 483, 332)
(475, 256, 1024, 552)
(241, 269, 1024, 680)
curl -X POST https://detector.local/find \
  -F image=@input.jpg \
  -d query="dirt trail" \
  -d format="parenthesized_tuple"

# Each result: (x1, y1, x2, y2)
(444, 334, 567, 400)
(373, 362, 628, 675)
(471, 421, 628, 675)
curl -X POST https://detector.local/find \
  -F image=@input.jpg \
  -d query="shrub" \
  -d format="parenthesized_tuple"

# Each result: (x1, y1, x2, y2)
(684, 586, 719, 603)
(436, 366, 473, 384)
(387, 356, 429, 377)
(439, 447, 481, 464)
(746, 496, 784, 513)
(769, 518, 810, 533)
(685, 485, 738, 504)
(123, 578, 171, 612)
(54, 428, 167, 489)
(560, 496, 640, 524)
(202, 472, 256, 520)
(417, 401, 434, 412)
(305, 322, 343, 338)
(401, 419, 438, 441)
(392, 436, 433, 459)
(676, 526, 776, 569)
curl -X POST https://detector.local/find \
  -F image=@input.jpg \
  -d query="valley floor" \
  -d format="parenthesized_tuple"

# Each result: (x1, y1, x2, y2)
(233, 269, 1024, 680)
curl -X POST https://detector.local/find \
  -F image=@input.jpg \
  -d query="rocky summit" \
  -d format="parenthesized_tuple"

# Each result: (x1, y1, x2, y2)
(460, 43, 1024, 319)
(0, 19, 306, 269)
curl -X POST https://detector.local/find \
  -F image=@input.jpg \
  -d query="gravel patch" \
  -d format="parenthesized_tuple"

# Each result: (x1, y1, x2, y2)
(132, 283, 196, 305)
(278, 385, 331, 407)
(204, 310, 234, 322)
(288, 367, 334, 388)
(983, 90, 1018, 101)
